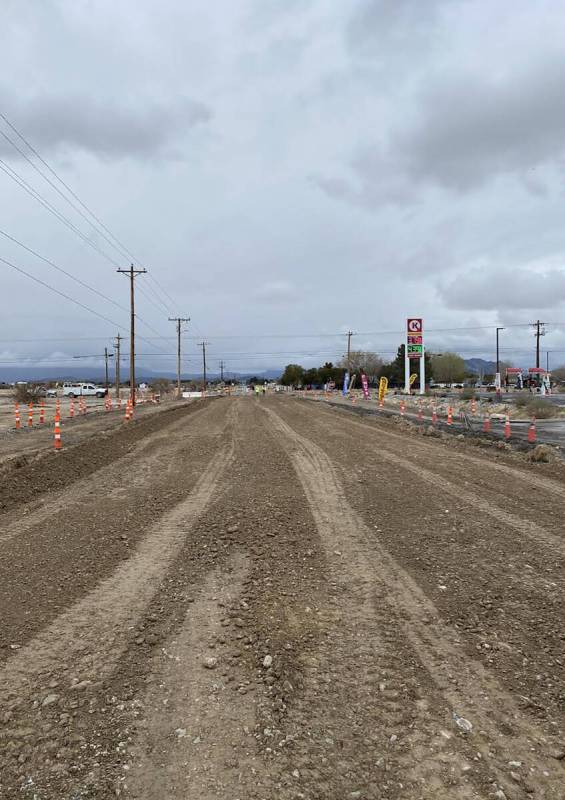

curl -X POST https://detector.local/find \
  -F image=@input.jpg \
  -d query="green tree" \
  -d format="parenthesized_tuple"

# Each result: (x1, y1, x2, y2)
(338, 351, 383, 384)
(280, 364, 305, 387)
(303, 367, 320, 386)
(431, 352, 466, 384)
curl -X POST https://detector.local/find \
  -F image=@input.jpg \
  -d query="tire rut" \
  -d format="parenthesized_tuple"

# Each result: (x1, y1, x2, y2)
(264, 404, 565, 799)
(0, 406, 236, 797)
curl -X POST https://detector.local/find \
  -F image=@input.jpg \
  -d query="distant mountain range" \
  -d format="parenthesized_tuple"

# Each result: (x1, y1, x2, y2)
(0, 365, 282, 384)
(463, 358, 497, 375)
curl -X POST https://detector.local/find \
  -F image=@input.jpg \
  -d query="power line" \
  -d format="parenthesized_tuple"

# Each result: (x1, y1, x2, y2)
(0, 254, 125, 330)
(0, 112, 177, 323)
(0, 226, 130, 315)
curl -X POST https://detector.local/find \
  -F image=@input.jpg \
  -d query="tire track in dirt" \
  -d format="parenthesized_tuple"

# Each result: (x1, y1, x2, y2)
(313, 399, 565, 506)
(263, 406, 482, 798)
(126, 554, 255, 799)
(275, 399, 565, 739)
(295, 401, 565, 562)
(0, 405, 236, 796)
(264, 404, 565, 799)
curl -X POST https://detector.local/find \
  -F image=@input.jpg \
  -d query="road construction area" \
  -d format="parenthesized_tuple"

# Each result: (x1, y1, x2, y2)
(1, 395, 564, 799)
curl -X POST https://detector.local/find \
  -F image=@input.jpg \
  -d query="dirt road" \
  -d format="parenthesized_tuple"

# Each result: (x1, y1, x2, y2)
(1, 395, 564, 799)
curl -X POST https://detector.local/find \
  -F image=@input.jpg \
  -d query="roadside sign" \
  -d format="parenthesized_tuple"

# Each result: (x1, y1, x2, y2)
(405, 318, 425, 392)
(528, 367, 546, 374)
(506, 367, 522, 374)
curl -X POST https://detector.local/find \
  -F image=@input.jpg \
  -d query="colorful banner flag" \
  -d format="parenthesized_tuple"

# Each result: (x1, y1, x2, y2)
(342, 370, 350, 396)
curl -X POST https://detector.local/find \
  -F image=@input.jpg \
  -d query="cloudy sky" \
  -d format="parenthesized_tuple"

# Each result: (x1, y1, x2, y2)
(1, 0, 565, 376)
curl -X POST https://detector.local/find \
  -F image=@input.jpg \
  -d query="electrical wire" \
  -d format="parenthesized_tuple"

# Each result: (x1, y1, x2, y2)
(0, 112, 178, 318)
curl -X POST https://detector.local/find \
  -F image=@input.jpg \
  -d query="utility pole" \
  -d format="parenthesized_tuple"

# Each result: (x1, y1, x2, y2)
(219, 360, 225, 382)
(198, 342, 208, 393)
(114, 333, 122, 400)
(104, 347, 111, 390)
(169, 317, 190, 398)
(546, 351, 550, 373)
(496, 326, 504, 398)
(532, 320, 546, 369)
(117, 264, 147, 405)
(346, 330, 354, 373)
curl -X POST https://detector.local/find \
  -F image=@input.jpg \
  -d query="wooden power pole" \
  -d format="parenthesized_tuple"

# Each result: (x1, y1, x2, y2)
(117, 264, 146, 405)
(169, 316, 190, 398)
(198, 342, 208, 393)
(114, 333, 122, 399)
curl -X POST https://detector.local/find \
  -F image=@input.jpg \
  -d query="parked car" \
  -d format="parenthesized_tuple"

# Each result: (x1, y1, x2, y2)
(62, 382, 107, 398)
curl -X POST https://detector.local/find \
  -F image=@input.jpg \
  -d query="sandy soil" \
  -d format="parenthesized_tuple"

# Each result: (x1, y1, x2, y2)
(0, 395, 564, 799)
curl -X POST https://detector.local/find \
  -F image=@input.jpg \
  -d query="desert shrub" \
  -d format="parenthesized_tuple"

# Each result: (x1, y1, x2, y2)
(13, 384, 42, 403)
(461, 388, 476, 400)
(515, 396, 555, 418)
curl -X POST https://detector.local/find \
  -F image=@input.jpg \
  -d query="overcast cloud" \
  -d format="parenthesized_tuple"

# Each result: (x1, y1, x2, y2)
(1, 0, 565, 376)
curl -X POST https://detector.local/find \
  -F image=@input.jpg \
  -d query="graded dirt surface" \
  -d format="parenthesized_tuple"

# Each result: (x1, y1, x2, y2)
(0, 395, 564, 799)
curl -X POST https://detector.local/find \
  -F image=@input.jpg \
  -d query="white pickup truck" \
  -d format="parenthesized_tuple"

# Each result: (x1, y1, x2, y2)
(62, 382, 107, 398)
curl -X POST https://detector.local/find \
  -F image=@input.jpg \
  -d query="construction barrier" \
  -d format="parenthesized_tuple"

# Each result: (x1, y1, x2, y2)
(528, 417, 537, 444)
(54, 417, 62, 450)
(15, 403, 20, 430)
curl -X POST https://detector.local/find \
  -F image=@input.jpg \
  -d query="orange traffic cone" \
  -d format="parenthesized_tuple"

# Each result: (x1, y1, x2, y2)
(124, 400, 131, 422)
(432, 406, 437, 425)
(471, 398, 477, 415)
(400, 400, 405, 416)
(27, 402, 33, 427)
(39, 400, 45, 424)
(504, 415, 511, 440)
(69, 398, 75, 419)
(14, 403, 21, 430)
(528, 417, 536, 444)
(54, 417, 62, 450)
(483, 415, 491, 433)
(447, 406, 453, 426)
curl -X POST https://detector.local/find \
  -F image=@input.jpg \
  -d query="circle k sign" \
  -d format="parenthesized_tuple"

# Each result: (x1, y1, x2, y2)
(407, 318, 423, 333)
